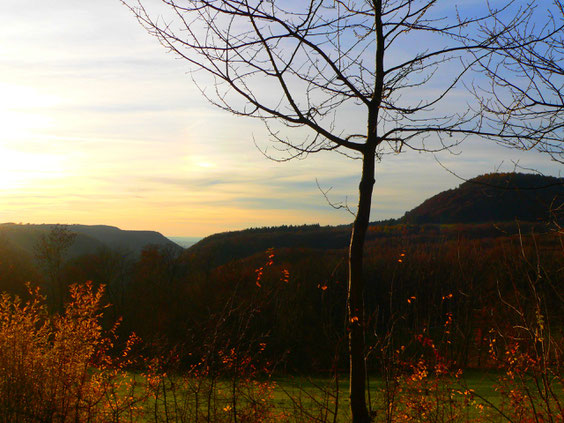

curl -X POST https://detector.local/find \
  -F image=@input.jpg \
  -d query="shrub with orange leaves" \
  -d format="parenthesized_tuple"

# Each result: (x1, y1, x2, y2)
(0, 282, 143, 423)
(489, 334, 563, 423)
(391, 358, 485, 423)
(376, 328, 488, 423)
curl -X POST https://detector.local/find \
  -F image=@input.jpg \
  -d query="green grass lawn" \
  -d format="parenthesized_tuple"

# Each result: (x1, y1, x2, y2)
(270, 370, 558, 421)
(129, 369, 561, 422)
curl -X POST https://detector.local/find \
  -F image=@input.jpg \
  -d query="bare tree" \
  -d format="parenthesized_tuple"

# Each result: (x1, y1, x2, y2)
(122, 1, 563, 421)
(471, 0, 564, 163)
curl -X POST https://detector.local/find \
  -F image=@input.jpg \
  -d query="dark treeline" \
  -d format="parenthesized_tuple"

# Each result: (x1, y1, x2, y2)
(1, 221, 561, 374)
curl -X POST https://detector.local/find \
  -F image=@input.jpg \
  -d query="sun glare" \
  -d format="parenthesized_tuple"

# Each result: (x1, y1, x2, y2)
(197, 161, 215, 169)
(0, 83, 64, 190)
(0, 146, 65, 190)
(0, 83, 57, 141)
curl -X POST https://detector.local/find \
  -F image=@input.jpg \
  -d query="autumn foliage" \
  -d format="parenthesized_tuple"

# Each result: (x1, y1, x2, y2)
(0, 282, 142, 422)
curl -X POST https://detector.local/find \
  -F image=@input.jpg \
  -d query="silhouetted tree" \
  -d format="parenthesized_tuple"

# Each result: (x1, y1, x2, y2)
(123, 1, 563, 420)
(66, 246, 134, 320)
(34, 225, 77, 312)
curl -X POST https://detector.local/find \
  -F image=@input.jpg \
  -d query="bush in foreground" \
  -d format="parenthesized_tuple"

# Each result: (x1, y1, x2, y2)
(0, 282, 141, 423)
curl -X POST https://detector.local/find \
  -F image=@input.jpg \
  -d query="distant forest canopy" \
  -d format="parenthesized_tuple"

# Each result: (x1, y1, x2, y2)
(0, 171, 562, 371)
(402, 172, 564, 224)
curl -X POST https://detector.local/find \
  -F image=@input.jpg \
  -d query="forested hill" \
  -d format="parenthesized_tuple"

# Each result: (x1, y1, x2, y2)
(182, 224, 351, 270)
(403, 173, 563, 224)
(0, 223, 181, 258)
(184, 172, 562, 269)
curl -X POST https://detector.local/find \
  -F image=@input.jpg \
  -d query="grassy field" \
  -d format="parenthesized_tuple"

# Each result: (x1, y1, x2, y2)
(134, 369, 555, 422)
(270, 371, 504, 421)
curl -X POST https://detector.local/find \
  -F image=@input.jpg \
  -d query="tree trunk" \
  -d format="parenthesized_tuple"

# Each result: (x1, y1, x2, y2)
(348, 0, 382, 415)
(348, 146, 376, 423)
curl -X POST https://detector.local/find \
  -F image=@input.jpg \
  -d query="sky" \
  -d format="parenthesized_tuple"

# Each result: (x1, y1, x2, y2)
(0, 0, 561, 237)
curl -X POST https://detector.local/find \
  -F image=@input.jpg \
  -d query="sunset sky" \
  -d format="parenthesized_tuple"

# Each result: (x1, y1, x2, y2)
(1, 0, 561, 237)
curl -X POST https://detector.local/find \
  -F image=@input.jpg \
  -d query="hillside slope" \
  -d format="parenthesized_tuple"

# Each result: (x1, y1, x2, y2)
(183, 224, 351, 270)
(402, 173, 563, 224)
(0, 223, 181, 258)
(185, 173, 562, 269)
